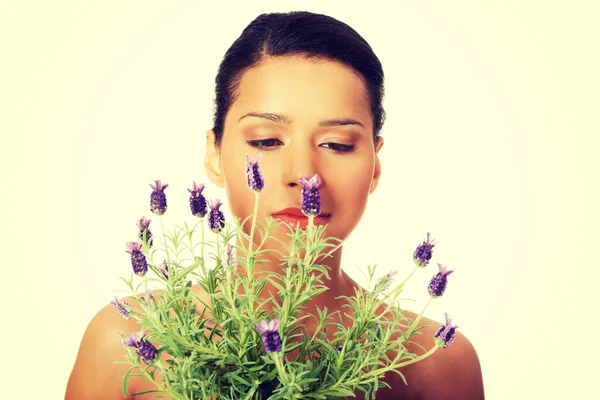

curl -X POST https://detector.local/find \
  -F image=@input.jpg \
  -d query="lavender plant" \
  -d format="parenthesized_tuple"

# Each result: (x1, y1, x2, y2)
(112, 157, 458, 400)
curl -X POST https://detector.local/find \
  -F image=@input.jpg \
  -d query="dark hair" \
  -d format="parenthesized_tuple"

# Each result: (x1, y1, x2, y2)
(212, 11, 386, 148)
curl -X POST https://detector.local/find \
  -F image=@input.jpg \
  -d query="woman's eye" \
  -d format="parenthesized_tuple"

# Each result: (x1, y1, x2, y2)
(246, 138, 283, 149)
(321, 142, 355, 153)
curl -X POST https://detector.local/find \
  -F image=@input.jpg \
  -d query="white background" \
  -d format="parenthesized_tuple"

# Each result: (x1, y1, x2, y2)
(2, 0, 599, 398)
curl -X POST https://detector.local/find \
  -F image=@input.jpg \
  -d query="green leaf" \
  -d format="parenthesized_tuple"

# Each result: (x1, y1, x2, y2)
(227, 372, 253, 386)
(122, 366, 136, 397)
(130, 389, 163, 397)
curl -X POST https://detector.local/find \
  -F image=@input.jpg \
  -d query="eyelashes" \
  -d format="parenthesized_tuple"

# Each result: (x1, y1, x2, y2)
(247, 138, 282, 149)
(321, 142, 356, 152)
(246, 139, 355, 153)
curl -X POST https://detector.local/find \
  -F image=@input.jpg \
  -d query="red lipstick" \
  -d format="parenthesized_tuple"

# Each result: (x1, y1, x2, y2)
(272, 207, 331, 230)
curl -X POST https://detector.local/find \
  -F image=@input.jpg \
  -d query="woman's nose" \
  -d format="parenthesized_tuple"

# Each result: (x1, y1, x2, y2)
(280, 142, 319, 188)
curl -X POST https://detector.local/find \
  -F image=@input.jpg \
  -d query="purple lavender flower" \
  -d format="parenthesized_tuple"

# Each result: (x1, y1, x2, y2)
(374, 270, 398, 292)
(149, 180, 168, 215)
(255, 319, 282, 353)
(110, 296, 131, 319)
(140, 289, 155, 307)
(433, 313, 459, 349)
(221, 243, 236, 268)
(427, 263, 455, 298)
(124, 333, 139, 347)
(246, 154, 264, 192)
(124, 332, 159, 364)
(188, 181, 208, 217)
(136, 216, 153, 247)
(125, 242, 148, 276)
(208, 198, 225, 233)
(299, 174, 321, 216)
(159, 260, 169, 280)
(413, 232, 437, 268)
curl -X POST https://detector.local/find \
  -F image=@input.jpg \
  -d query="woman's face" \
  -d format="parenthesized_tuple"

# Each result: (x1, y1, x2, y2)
(205, 56, 383, 253)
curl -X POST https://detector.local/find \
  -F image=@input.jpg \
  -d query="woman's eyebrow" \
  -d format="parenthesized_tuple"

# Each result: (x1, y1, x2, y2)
(319, 118, 364, 128)
(238, 112, 364, 128)
(239, 112, 291, 124)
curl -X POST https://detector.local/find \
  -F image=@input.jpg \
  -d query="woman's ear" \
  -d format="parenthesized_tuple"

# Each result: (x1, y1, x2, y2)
(370, 136, 384, 194)
(204, 129, 225, 188)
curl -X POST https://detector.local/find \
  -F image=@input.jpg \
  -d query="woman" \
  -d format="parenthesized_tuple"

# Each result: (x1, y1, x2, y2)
(66, 11, 484, 399)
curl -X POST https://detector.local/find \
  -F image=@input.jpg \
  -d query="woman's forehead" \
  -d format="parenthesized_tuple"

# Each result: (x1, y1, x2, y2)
(228, 56, 372, 129)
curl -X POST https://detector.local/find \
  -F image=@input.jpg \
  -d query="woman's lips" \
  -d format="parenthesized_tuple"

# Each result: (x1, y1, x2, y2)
(272, 213, 330, 230)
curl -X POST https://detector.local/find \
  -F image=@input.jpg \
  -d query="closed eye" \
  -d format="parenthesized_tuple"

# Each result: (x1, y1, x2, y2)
(246, 139, 283, 150)
(320, 142, 355, 153)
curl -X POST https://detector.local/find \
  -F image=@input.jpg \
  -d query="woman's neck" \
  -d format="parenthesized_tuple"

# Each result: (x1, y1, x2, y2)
(232, 237, 360, 313)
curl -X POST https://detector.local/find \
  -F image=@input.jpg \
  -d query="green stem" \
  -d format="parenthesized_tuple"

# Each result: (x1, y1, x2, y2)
(405, 296, 433, 337)
(248, 192, 259, 255)
(216, 233, 221, 262)
(397, 266, 418, 291)
(246, 191, 260, 310)
(272, 352, 290, 385)
(243, 380, 259, 400)
(159, 215, 173, 306)
(200, 217, 206, 278)
(344, 345, 439, 387)
(159, 215, 172, 267)
(304, 215, 314, 265)
(382, 345, 439, 371)
(133, 360, 185, 400)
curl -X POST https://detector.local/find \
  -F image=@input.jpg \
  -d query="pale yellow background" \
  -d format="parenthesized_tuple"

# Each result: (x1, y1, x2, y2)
(2, 0, 598, 398)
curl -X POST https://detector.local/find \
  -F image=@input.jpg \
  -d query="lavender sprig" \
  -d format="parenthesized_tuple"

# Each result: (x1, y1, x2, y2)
(208, 199, 225, 233)
(124, 332, 159, 364)
(413, 232, 436, 267)
(299, 174, 321, 217)
(254, 319, 282, 353)
(428, 263, 455, 298)
(246, 154, 264, 192)
(159, 260, 169, 280)
(136, 216, 153, 248)
(221, 243, 236, 269)
(110, 296, 131, 319)
(373, 270, 398, 292)
(125, 242, 148, 276)
(188, 181, 208, 218)
(149, 180, 168, 216)
(434, 313, 459, 349)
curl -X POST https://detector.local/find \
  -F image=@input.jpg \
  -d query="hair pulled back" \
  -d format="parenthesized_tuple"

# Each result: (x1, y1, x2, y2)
(212, 11, 386, 147)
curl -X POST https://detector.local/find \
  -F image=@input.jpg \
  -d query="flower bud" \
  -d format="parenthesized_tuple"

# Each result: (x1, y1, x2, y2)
(208, 199, 225, 233)
(136, 216, 153, 248)
(433, 313, 459, 349)
(110, 296, 132, 319)
(246, 154, 264, 192)
(413, 232, 436, 268)
(254, 319, 282, 353)
(125, 332, 158, 364)
(159, 260, 169, 280)
(427, 263, 454, 298)
(188, 181, 207, 217)
(149, 180, 168, 215)
(125, 242, 148, 276)
(221, 243, 236, 268)
(373, 270, 398, 292)
(299, 174, 321, 216)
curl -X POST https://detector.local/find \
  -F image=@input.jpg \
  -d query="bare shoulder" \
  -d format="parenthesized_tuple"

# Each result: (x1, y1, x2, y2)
(65, 286, 215, 399)
(65, 295, 150, 400)
(399, 313, 485, 399)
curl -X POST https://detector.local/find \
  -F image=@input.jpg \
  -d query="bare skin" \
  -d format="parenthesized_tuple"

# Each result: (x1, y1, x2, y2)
(65, 55, 484, 399)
